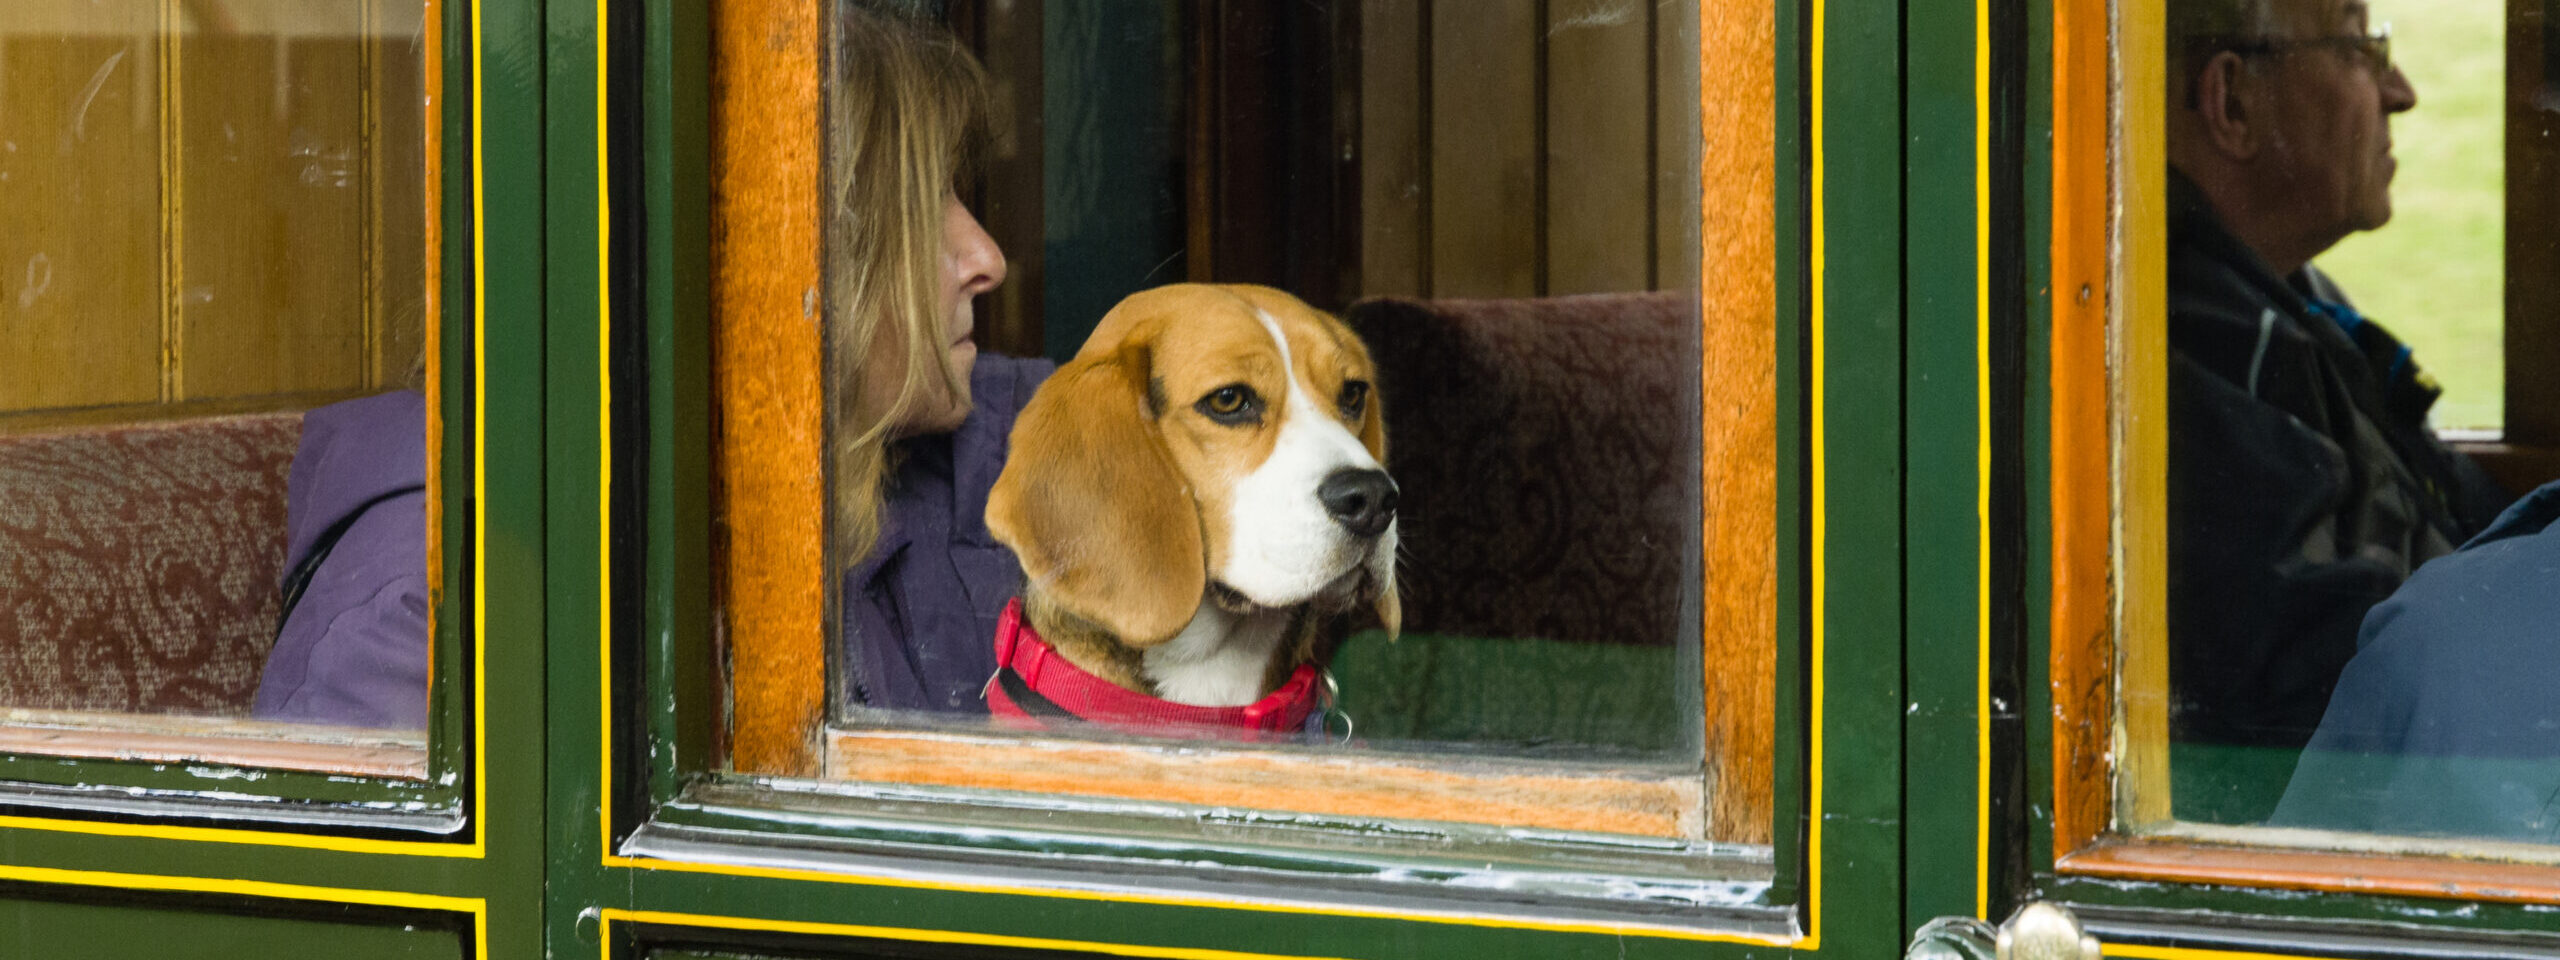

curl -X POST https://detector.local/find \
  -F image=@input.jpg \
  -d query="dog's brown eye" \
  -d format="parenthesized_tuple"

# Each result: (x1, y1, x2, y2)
(1196, 384, 1262, 425)
(1337, 381, 1370, 421)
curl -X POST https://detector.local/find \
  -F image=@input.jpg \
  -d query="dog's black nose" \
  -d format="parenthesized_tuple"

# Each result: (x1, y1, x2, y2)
(1318, 468, 1398, 539)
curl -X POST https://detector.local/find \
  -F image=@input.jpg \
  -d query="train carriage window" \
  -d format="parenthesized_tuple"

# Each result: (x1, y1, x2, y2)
(0, 2, 439, 777)
(2053, 0, 2560, 896)
(707, 0, 1785, 865)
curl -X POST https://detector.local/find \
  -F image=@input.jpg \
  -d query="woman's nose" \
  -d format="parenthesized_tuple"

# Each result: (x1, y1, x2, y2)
(947, 198, 1008, 296)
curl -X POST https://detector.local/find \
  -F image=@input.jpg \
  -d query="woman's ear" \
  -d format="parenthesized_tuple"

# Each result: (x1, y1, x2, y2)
(2192, 51, 2262, 160)
(987, 345, 1206, 644)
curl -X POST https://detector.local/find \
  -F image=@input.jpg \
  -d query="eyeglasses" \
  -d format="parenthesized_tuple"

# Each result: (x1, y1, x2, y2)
(2222, 22, 2395, 76)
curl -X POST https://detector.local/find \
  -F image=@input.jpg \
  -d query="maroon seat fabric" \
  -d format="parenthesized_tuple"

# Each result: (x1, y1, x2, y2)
(0, 414, 300, 715)
(1345, 293, 1697, 648)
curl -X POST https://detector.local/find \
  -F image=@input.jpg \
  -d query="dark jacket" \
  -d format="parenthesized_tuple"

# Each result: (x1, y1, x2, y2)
(253, 390, 430, 729)
(2166, 169, 2508, 749)
(2270, 480, 2560, 843)
(841, 354, 1054, 714)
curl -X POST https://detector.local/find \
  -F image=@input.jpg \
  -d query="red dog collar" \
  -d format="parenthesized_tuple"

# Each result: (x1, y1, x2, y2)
(986, 598, 1321, 740)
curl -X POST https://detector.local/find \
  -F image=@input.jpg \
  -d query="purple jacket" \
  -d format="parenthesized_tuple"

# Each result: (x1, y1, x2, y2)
(252, 390, 430, 729)
(842, 354, 1053, 713)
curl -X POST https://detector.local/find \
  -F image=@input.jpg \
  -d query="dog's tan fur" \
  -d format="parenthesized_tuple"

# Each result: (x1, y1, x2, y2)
(987, 284, 1397, 700)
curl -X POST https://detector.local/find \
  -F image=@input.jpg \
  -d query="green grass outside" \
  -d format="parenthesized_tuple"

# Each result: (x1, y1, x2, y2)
(2314, 0, 2505, 430)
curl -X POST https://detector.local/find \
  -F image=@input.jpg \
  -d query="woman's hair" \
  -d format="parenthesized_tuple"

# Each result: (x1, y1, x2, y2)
(825, 6, 991, 564)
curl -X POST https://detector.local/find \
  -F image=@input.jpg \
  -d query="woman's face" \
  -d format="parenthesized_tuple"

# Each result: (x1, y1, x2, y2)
(865, 194, 1007, 438)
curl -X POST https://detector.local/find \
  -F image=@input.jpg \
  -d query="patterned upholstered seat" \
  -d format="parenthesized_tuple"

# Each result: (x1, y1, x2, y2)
(1345, 293, 1697, 649)
(0, 414, 300, 715)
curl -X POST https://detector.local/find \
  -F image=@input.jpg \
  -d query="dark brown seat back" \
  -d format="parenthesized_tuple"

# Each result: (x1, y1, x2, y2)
(1346, 293, 1697, 647)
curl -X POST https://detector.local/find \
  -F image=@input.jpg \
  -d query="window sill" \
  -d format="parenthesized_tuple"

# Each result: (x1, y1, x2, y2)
(824, 725, 1703, 839)
(0, 708, 428, 779)
(2058, 835, 2560, 905)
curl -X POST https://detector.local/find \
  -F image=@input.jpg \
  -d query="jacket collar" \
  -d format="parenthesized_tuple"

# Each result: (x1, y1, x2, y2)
(985, 598, 1322, 740)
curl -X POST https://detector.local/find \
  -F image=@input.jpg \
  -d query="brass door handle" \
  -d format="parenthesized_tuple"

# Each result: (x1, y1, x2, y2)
(1907, 902, 2104, 960)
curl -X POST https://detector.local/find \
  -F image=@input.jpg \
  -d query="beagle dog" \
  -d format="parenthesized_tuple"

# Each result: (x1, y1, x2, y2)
(984, 284, 1399, 738)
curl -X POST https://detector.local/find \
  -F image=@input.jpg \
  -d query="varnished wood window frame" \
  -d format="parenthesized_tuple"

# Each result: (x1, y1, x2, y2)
(2047, 0, 2560, 903)
(711, 0, 1780, 846)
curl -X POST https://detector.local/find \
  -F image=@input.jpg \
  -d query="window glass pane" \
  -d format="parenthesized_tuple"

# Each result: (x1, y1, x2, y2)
(722, 0, 1763, 851)
(821, 0, 1701, 759)
(0, 3, 435, 768)
(2156, 0, 2551, 848)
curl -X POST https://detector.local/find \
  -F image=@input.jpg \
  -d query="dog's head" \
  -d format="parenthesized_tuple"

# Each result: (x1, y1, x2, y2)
(987, 284, 1401, 647)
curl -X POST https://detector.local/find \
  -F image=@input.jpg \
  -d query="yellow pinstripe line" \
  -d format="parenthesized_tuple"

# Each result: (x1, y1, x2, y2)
(1975, 0, 1996, 922)
(599, 909, 1344, 960)
(2110, 945, 2358, 960)
(594, 0, 620, 866)
(1807, 0, 1829, 944)
(0, 864, 485, 956)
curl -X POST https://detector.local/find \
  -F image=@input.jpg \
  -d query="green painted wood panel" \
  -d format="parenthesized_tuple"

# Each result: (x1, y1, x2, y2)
(0, 896, 462, 960)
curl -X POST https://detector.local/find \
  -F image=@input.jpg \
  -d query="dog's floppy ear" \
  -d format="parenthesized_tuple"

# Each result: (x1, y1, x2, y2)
(988, 345, 1205, 645)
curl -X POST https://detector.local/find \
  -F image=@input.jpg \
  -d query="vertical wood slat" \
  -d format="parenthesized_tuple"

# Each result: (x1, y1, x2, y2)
(0, 24, 163, 413)
(1697, 0, 1774, 846)
(179, 21, 369, 400)
(714, 0, 826, 777)
(1543, 0, 1650, 295)
(1655, 0, 1701, 300)
(1357, 0, 1426, 298)
(1, 6, 420, 420)
(963, 0, 1045, 359)
(2506, 0, 2560, 445)
(369, 0, 431, 390)
(1428, 0, 1538, 297)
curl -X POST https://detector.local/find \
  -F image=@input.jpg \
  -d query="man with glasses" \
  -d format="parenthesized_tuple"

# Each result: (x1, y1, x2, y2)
(2161, 0, 2508, 802)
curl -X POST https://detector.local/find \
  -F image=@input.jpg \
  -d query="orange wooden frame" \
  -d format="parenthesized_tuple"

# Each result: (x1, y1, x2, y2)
(713, 0, 829, 777)
(716, 0, 1775, 844)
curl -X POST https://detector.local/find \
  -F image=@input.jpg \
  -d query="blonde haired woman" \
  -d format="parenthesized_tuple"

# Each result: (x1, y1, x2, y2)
(830, 7, 1051, 714)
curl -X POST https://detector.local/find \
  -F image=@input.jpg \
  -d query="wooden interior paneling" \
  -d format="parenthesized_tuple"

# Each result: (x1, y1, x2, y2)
(1354, 0, 1697, 302)
(951, 0, 1045, 359)
(0, 26, 163, 412)
(1356, 0, 1426, 298)
(1544, 0, 1650, 295)
(1655, 1, 1703, 299)
(2507, 0, 2560, 446)
(713, 0, 826, 777)
(370, 0, 432, 391)
(1427, 0, 1538, 297)
(181, 29, 368, 400)
(0, 3, 429, 419)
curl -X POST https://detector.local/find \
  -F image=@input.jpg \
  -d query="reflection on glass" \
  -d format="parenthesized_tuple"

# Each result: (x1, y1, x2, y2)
(2315, 0, 2504, 431)
(2160, 0, 2525, 834)
(2270, 481, 2560, 844)
(0, 3, 433, 746)
(821, 2, 1703, 760)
